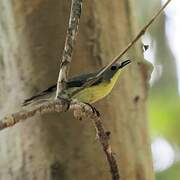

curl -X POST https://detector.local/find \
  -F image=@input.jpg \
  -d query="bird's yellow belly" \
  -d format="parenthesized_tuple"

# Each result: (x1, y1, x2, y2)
(71, 70, 121, 103)
(72, 82, 112, 103)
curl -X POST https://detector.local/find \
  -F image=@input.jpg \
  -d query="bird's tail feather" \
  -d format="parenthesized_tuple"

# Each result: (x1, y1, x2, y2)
(22, 85, 56, 106)
(22, 93, 47, 106)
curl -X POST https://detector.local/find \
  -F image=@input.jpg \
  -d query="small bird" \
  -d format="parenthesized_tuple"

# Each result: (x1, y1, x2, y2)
(23, 60, 131, 106)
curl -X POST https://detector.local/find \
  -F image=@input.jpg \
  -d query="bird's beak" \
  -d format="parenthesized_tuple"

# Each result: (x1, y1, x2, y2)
(119, 60, 131, 68)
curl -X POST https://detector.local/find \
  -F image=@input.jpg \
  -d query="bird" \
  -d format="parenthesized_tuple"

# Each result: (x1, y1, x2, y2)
(23, 60, 131, 106)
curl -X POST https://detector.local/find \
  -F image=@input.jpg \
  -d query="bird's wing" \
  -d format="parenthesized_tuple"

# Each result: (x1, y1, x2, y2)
(22, 72, 102, 106)
(22, 85, 56, 106)
(66, 72, 101, 87)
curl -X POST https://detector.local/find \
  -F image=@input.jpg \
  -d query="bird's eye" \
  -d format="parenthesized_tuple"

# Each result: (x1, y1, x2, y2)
(111, 66, 117, 71)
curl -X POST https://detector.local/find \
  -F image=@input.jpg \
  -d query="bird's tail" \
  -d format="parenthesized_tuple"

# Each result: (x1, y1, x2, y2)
(22, 94, 45, 106)
(22, 85, 56, 106)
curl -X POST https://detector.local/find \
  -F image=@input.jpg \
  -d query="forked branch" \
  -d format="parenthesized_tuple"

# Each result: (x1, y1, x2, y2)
(56, 0, 120, 178)
(0, 99, 120, 180)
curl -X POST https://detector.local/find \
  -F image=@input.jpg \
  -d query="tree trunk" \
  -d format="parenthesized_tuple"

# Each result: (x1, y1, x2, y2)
(0, 0, 154, 180)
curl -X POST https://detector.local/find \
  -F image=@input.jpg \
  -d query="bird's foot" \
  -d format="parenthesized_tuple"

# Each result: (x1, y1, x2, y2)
(57, 96, 71, 111)
(83, 102, 100, 117)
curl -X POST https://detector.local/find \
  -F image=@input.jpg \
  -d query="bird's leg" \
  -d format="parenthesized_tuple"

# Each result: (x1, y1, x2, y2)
(57, 94, 71, 112)
(83, 102, 101, 117)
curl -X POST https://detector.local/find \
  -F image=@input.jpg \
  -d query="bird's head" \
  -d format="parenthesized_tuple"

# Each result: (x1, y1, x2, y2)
(103, 60, 131, 81)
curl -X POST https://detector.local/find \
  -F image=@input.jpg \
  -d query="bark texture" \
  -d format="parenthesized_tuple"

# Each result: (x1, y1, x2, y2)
(0, 0, 154, 180)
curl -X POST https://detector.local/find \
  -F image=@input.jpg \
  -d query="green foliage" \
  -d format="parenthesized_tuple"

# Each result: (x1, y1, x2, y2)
(156, 162, 180, 180)
(148, 93, 180, 144)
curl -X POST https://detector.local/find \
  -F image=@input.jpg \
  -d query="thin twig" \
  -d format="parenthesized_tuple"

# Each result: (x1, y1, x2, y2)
(56, 0, 83, 98)
(95, 0, 173, 77)
(69, 0, 173, 97)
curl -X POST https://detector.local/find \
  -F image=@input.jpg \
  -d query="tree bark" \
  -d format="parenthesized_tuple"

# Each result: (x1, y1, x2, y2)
(0, 0, 154, 180)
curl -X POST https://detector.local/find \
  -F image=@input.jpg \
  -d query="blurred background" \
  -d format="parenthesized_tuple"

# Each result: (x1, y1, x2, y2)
(136, 0, 180, 179)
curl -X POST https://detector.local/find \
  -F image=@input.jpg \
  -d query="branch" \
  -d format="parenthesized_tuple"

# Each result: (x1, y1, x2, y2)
(0, 100, 63, 130)
(0, 100, 120, 180)
(0, 100, 96, 130)
(91, 117, 120, 180)
(56, 0, 83, 98)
